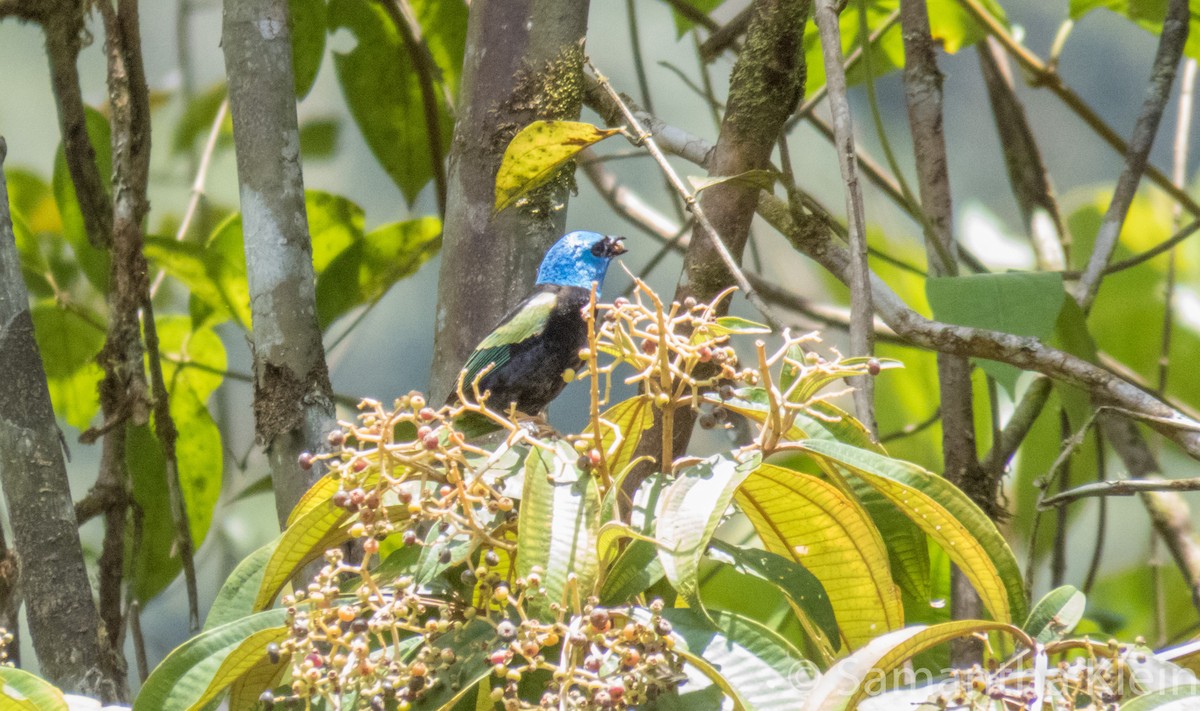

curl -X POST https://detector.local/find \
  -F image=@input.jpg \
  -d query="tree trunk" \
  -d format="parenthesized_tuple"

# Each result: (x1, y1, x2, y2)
(0, 137, 121, 700)
(428, 0, 591, 403)
(222, 0, 336, 527)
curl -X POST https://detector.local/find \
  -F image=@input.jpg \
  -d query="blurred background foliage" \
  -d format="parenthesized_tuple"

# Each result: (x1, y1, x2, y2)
(2, 0, 1200, 685)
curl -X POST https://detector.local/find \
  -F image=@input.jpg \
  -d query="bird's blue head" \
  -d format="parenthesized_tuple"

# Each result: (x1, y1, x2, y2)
(535, 231, 628, 291)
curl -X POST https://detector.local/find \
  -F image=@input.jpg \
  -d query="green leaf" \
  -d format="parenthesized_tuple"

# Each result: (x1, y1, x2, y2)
(659, 607, 810, 710)
(51, 105, 111, 291)
(707, 540, 839, 650)
(30, 302, 104, 430)
(518, 440, 602, 617)
(205, 537, 278, 631)
(254, 496, 352, 610)
(399, 620, 497, 710)
(798, 439, 1027, 624)
(671, 0, 723, 37)
(127, 423, 181, 601)
(306, 190, 365, 273)
(1024, 585, 1086, 643)
(655, 453, 762, 619)
(135, 608, 289, 711)
(154, 317, 226, 548)
(314, 216, 442, 328)
(189, 625, 290, 711)
(10, 213, 53, 298)
(329, 0, 463, 203)
(600, 540, 664, 605)
(926, 272, 1066, 393)
(290, 0, 326, 97)
(493, 120, 621, 212)
(717, 387, 929, 606)
(299, 118, 341, 158)
(0, 667, 67, 711)
(1069, 0, 1200, 63)
(926, 0, 1007, 53)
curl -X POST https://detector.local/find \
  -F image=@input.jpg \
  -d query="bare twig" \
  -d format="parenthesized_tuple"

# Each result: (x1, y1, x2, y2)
(586, 62, 785, 331)
(813, 0, 875, 434)
(977, 37, 1068, 271)
(43, 4, 114, 249)
(1160, 58, 1198, 394)
(660, 0, 720, 32)
(1040, 477, 1200, 508)
(980, 376, 1052, 475)
(149, 98, 228, 298)
(1076, 0, 1189, 310)
(1059, 218, 1200, 279)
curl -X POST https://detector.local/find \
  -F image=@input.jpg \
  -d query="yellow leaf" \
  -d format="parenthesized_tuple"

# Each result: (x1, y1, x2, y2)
(494, 120, 621, 212)
(255, 499, 351, 610)
(188, 626, 289, 711)
(737, 463, 903, 651)
(799, 440, 1026, 624)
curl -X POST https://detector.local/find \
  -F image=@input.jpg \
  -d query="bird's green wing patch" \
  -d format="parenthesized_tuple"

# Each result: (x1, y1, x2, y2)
(459, 291, 557, 392)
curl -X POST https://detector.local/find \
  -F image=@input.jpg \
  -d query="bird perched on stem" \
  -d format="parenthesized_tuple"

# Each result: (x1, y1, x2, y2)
(449, 231, 628, 420)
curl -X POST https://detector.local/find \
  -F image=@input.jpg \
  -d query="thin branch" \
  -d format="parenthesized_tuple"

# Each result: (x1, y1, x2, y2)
(149, 97, 228, 298)
(1040, 477, 1200, 508)
(698, 5, 753, 61)
(980, 375, 1052, 475)
(587, 62, 785, 331)
(1160, 58, 1198, 394)
(881, 407, 941, 443)
(977, 37, 1068, 271)
(43, 4, 113, 249)
(1076, 0, 1189, 310)
(788, 9, 900, 126)
(814, 0, 875, 434)
(1082, 428, 1107, 594)
(659, 0, 720, 32)
(1060, 218, 1200, 279)
(141, 296, 200, 629)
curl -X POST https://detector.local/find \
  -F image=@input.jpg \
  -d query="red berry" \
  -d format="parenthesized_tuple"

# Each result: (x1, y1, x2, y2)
(867, 358, 881, 376)
(298, 452, 314, 470)
(418, 408, 437, 422)
(641, 339, 657, 355)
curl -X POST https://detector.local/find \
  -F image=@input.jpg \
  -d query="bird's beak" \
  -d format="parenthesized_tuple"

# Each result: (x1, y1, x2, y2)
(608, 236, 628, 256)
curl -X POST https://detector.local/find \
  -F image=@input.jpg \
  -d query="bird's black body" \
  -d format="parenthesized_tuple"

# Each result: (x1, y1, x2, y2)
(467, 284, 591, 415)
(447, 231, 625, 424)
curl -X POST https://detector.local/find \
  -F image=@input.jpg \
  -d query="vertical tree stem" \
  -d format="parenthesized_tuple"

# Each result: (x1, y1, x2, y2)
(222, 0, 337, 525)
(813, 0, 875, 435)
(0, 137, 121, 700)
(428, 0, 592, 403)
(899, 0, 986, 664)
